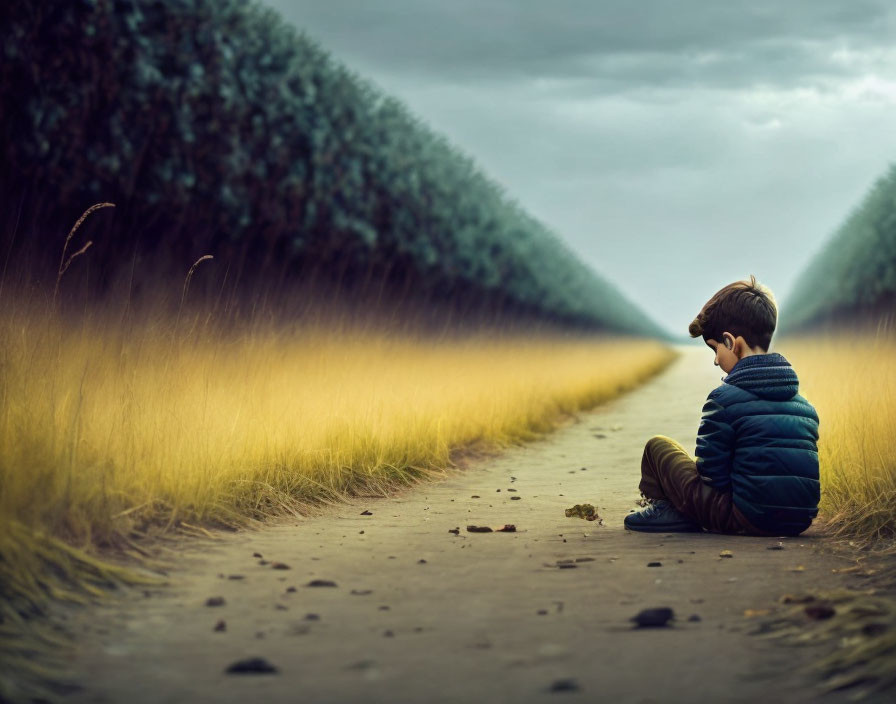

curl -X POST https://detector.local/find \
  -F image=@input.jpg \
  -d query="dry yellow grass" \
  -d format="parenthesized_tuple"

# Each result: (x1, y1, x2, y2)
(0, 305, 673, 593)
(0, 304, 672, 700)
(778, 327, 896, 543)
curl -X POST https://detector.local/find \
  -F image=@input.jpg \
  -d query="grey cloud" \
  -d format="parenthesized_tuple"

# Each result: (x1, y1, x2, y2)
(268, 0, 895, 89)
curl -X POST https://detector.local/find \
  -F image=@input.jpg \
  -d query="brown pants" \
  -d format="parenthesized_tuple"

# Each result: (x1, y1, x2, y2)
(639, 435, 771, 535)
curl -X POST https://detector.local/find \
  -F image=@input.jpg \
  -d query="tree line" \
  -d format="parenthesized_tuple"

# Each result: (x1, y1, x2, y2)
(0, 0, 664, 336)
(784, 163, 896, 331)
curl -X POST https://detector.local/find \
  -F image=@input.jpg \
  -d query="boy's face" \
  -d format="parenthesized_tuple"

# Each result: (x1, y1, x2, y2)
(705, 334, 739, 373)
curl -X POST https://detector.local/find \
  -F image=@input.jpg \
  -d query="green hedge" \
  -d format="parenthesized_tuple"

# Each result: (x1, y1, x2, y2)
(784, 164, 896, 330)
(0, 0, 663, 335)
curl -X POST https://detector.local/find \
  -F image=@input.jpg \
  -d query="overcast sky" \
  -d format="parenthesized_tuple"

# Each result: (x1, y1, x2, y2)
(265, 0, 896, 336)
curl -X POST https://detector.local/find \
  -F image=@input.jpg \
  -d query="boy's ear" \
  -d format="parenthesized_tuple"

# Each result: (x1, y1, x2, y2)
(722, 332, 735, 350)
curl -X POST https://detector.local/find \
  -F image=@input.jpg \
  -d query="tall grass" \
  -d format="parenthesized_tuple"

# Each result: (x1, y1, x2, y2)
(0, 302, 673, 597)
(778, 327, 896, 544)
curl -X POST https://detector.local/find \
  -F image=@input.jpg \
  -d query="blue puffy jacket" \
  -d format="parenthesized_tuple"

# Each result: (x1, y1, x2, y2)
(695, 352, 820, 536)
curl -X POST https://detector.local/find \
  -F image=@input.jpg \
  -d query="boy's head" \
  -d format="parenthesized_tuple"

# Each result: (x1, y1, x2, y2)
(689, 275, 777, 364)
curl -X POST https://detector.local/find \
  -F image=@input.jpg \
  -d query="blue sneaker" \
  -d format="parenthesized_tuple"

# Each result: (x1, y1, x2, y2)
(624, 499, 702, 533)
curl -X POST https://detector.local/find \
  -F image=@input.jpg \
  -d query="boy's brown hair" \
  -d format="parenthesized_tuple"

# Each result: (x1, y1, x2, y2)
(689, 275, 777, 351)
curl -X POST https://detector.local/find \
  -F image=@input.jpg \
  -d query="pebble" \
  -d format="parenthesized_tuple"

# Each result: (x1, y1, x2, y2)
(549, 678, 580, 692)
(205, 596, 226, 607)
(631, 607, 674, 628)
(225, 657, 278, 675)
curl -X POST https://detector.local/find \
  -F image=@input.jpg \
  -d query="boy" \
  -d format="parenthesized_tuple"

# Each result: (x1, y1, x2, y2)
(624, 275, 820, 536)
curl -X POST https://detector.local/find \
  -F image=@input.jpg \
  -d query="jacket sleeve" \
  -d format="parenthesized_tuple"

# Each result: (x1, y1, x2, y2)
(695, 391, 735, 491)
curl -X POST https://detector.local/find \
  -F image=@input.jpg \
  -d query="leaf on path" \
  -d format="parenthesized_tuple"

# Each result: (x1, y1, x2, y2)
(767, 542, 785, 550)
(719, 550, 733, 558)
(466, 525, 493, 533)
(360, 510, 373, 515)
(213, 620, 226, 632)
(205, 596, 225, 607)
(495, 524, 517, 532)
(271, 562, 290, 570)
(306, 579, 337, 587)
(564, 504, 600, 521)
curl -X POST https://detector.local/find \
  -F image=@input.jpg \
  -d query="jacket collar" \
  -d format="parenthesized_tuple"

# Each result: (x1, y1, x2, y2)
(723, 352, 800, 400)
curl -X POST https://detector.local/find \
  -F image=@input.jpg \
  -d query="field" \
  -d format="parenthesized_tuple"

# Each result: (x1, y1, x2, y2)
(779, 326, 896, 544)
(0, 304, 674, 618)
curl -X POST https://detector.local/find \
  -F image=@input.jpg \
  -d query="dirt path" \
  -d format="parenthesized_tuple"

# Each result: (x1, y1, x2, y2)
(64, 347, 878, 703)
